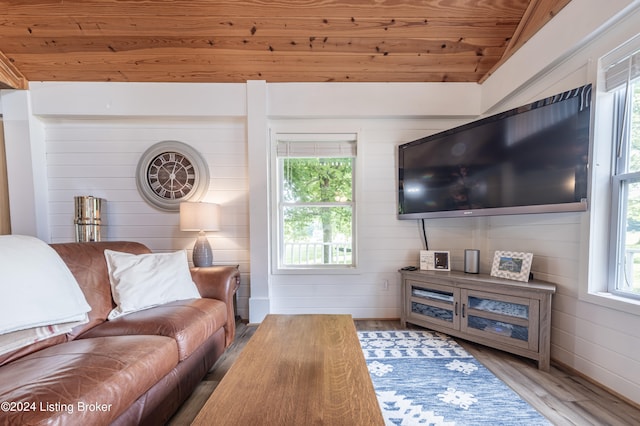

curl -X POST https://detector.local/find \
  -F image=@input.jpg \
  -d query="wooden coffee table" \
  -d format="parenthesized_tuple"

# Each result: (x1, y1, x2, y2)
(192, 314, 384, 425)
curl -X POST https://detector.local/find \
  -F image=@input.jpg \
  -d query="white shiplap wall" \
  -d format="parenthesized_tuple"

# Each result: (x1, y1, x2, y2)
(44, 117, 251, 319)
(268, 118, 474, 318)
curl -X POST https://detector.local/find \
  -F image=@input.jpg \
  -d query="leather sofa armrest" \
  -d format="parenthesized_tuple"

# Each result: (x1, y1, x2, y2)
(190, 266, 240, 347)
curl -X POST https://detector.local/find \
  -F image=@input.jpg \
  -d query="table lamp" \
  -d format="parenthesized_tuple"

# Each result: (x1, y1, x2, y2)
(179, 202, 220, 267)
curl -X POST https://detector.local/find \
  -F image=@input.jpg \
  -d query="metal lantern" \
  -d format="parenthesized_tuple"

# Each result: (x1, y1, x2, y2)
(74, 196, 104, 242)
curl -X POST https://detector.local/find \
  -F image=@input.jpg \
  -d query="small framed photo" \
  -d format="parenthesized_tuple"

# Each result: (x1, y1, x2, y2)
(490, 251, 533, 282)
(420, 250, 450, 271)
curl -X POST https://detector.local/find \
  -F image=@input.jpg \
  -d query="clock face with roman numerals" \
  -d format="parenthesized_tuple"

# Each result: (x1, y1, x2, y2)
(147, 151, 196, 200)
(136, 141, 209, 211)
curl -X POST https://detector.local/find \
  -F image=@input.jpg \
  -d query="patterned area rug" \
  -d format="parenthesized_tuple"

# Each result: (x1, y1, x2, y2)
(358, 330, 551, 425)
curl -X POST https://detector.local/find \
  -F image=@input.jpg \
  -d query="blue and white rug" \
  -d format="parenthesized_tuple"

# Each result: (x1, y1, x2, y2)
(359, 330, 551, 426)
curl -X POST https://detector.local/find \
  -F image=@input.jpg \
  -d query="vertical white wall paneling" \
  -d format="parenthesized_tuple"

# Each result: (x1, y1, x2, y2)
(1, 90, 50, 240)
(247, 80, 271, 323)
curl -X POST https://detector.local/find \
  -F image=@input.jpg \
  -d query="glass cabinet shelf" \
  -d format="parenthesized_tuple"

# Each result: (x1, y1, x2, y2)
(411, 301, 454, 323)
(467, 296, 528, 319)
(466, 315, 529, 341)
(411, 287, 454, 303)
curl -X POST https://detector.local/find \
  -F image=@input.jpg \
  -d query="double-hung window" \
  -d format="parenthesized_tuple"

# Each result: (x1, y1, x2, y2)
(274, 133, 357, 270)
(606, 43, 640, 300)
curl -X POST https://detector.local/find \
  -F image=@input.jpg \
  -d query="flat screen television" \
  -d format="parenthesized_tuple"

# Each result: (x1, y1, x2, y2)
(398, 84, 591, 220)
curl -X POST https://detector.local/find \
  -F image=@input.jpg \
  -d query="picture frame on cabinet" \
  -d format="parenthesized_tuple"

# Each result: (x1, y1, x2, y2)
(419, 250, 450, 271)
(490, 251, 533, 282)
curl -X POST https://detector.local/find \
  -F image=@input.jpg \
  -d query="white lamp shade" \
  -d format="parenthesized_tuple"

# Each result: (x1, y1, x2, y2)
(179, 202, 220, 231)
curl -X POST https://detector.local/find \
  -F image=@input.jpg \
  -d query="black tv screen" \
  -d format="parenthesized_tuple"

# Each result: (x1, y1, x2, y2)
(398, 84, 591, 219)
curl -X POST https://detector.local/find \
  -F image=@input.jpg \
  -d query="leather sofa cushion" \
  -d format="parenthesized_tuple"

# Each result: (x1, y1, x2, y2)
(78, 298, 227, 361)
(0, 335, 178, 426)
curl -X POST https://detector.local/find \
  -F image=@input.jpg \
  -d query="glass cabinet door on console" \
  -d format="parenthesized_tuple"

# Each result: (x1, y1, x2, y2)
(406, 281, 460, 330)
(460, 290, 539, 352)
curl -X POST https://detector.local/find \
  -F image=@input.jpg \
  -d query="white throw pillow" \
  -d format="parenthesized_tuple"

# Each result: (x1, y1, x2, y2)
(104, 249, 201, 320)
(0, 235, 90, 335)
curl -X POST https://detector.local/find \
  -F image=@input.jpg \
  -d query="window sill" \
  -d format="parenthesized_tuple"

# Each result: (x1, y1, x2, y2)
(580, 290, 640, 316)
(273, 265, 361, 275)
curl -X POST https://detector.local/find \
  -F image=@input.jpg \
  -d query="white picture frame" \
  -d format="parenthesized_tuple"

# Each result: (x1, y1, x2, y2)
(420, 250, 450, 271)
(490, 251, 533, 282)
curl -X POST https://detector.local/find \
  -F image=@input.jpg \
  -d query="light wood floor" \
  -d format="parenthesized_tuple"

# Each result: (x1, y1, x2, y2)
(168, 320, 640, 426)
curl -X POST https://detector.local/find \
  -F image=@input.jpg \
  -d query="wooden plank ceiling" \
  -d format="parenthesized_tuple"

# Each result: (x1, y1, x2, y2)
(0, 0, 571, 90)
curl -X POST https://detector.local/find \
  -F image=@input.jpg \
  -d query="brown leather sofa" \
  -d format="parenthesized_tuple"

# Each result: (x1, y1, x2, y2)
(0, 241, 240, 426)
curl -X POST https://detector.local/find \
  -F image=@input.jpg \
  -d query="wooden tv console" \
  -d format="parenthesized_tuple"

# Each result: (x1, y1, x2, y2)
(400, 269, 556, 371)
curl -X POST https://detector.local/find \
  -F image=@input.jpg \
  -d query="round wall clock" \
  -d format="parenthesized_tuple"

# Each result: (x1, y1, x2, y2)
(136, 141, 210, 211)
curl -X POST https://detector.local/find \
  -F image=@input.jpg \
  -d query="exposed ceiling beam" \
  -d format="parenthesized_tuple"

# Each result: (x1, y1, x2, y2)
(0, 50, 28, 90)
(479, 0, 572, 84)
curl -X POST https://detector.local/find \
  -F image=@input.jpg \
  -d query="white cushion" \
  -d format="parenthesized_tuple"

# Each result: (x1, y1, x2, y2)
(104, 249, 201, 320)
(0, 235, 90, 335)
(0, 320, 86, 356)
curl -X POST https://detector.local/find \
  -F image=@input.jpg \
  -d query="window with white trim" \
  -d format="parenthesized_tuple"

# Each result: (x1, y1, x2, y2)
(604, 39, 640, 300)
(274, 133, 357, 269)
